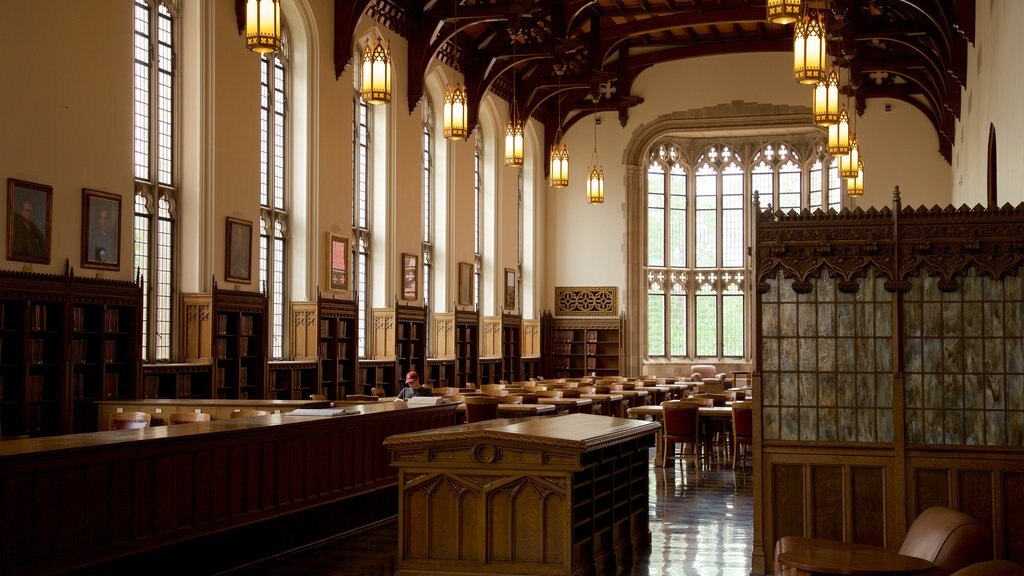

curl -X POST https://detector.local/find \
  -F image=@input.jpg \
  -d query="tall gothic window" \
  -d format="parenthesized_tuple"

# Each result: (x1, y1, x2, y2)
(473, 137, 481, 309)
(258, 46, 288, 359)
(133, 0, 176, 362)
(422, 107, 433, 310)
(353, 91, 370, 357)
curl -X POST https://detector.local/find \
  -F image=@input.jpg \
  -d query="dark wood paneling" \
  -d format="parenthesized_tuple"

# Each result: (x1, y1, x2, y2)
(959, 470, 995, 560)
(852, 466, 886, 546)
(773, 464, 805, 540)
(913, 468, 951, 515)
(1004, 472, 1024, 563)
(812, 466, 843, 541)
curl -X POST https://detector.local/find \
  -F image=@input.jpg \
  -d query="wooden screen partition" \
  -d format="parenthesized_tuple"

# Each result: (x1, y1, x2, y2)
(754, 191, 1024, 573)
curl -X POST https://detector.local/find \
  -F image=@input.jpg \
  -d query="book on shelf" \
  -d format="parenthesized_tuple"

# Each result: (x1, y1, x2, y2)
(28, 375, 45, 401)
(28, 339, 45, 364)
(320, 318, 332, 335)
(214, 339, 228, 359)
(72, 339, 87, 364)
(217, 314, 230, 335)
(239, 315, 254, 336)
(104, 373, 119, 398)
(587, 343, 597, 355)
(30, 304, 48, 332)
(104, 340, 117, 362)
(586, 330, 598, 342)
(104, 308, 120, 332)
(72, 307, 85, 331)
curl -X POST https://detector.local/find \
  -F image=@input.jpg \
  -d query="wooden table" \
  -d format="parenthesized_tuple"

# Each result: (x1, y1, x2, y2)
(777, 538, 933, 575)
(626, 405, 734, 466)
(537, 397, 593, 414)
(580, 393, 625, 417)
(455, 403, 556, 418)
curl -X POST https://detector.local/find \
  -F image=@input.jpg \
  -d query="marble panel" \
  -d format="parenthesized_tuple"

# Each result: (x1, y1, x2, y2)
(942, 302, 962, 337)
(762, 370, 779, 406)
(856, 338, 876, 372)
(762, 338, 779, 372)
(875, 339, 892, 373)
(922, 338, 941, 372)
(923, 302, 943, 337)
(905, 373, 923, 408)
(857, 303, 875, 336)
(905, 409, 923, 444)
(986, 411, 1007, 446)
(818, 408, 837, 441)
(943, 374, 964, 410)
(907, 275, 923, 300)
(962, 274, 983, 301)
(985, 374, 1006, 409)
(780, 407, 799, 440)
(942, 337, 963, 373)
(837, 373, 856, 407)
(837, 302, 854, 337)
(985, 301, 1005, 338)
(923, 373, 943, 409)
(876, 374, 892, 408)
(904, 302, 922, 337)
(1008, 375, 1023, 411)
(780, 338, 798, 371)
(1008, 302, 1023, 338)
(780, 278, 796, 302)
(863, 275, 877, 300)
(922, 275, 940, 300)
(799, 408, 818, 441)
(1008, 339, 1024, 372)
(817, 303, 835, 336)
(780, 373, 798, 405)
(818, 372, 837, 407)
(943, 412, 965, 445)
(763, 406, 779, 440)
(799, 372, 817, 406)
(964, 374, 985, 409)
(1009, 412, 1024, 447)
(858, 409, 877, 443)
(779, 304, 797, 337)
(799, 303, 817, 336)
(964, 302, 983, 337)
(839, 407, 857, 442)
(1006, 271, 1023, 300)
(764, 278, 779, 303)
(762, 304, 778, 337)
(799, 338, 817, 372)
(875, 302, 892, 337)
(857, 373, 875, 407)
(837, 338, 855, 371)
(924, 410, 943, 444)
(985, 338, 1005, 373)
(965, 410, 985, 445)
(877, 409, 893, 443)
(819, 272, 836, 300)
(904, 338, 922, 373)
(964, 338, 983, 373)
(817, 337, 836, 371)
(983, 275, 1004, 301)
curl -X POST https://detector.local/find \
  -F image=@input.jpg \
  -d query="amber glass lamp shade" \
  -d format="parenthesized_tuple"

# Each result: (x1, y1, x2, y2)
(360, 36, 392, 105)
(846, 160, 864, 196)
(828, 107, 851, 156)
(767, 0, 802, 25)
(245, 0, 281, 54)
(443, 83, 468, 140)
(839, 136, 860, 179)
(794, 13, 827, 85)
(504, 105, 525, 167)
(550, 142, 569, 188)
(586, 164, 605, 204)
(813, 69, 840, 126)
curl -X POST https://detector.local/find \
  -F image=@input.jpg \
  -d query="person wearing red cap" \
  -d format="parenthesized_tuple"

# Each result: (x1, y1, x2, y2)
(396, 370, 421, 400)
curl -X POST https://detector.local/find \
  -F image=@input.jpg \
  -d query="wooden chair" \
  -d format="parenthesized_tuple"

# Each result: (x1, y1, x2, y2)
(344, 394, 380, 402)
(230, 409, 269, 418)
(661, 401, 701, 468)
(463, 396, 500, 423)
(502, 395, 524, 405)
(951, 561, 1024, 576)
(110, 411, 152, 430)
(371, 386, 386, 397)
(169, 412, 212, 425)
(731, 401, 753, 469)
(309, 394, 327, 401)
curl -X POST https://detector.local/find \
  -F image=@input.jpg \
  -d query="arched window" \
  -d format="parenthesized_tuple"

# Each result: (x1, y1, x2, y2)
(258, 44, 288, 359)
(353, 60, 371, 357)
(133, 0, 177, 362)
(473, 135, 482, 309)
(422, 104, 433, 311)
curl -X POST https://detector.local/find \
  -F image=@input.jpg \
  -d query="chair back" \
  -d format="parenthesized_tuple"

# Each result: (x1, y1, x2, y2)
(170, 412, 212, 425)
(899, 506, 988, 573)
(535, 390, 563, 399)
(111, 411, 152, 430)
(309, 394, 327, 401)
(502, 395, 524, 405)
(464, 396, 500, 423)
(661, 401, 699, 441)
(690, 393, 727, 407)
(732, 402, 753, 443)
(951, 560, 1024, 576)
(371, 386, 386, 397)
(690, 364, 719, 380)
(230, 409, 269, 419)
(345, 394, 381, 402)
(519, 393, 539, 404)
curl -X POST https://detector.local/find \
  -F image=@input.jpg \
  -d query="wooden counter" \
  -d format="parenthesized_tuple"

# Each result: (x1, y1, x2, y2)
(384, 413, 660, 576)
(95, 398, 320, 429)
(0, 401, 457, 575)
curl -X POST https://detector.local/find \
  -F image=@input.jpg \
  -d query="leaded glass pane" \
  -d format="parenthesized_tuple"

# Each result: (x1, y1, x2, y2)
(778, 160, 801, 211)
(669, 165, 686, 268)
(648, 284, 666, 356)
(695, 165, 717, 268)
(809, 160, 823, 210)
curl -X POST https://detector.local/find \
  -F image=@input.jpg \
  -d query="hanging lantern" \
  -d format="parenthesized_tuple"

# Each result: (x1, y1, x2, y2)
(767, 0, 802, 25)
(360, 35, 392, 105)
(846, 160, 864, 196)
(550, 141, 569, 188)
(443, 83, 468, 140)
(839, 135, 860, 178)
(586, 164, 604, 204)
(245, 0, 281, 54)
(794, 13, 827, 85)
(813, 68, 840, 126)
(828, 106, 850, 156)
(504, 103, 525, 166)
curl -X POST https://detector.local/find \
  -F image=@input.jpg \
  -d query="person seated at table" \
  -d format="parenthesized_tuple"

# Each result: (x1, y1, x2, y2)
(396, 371, 422, 400)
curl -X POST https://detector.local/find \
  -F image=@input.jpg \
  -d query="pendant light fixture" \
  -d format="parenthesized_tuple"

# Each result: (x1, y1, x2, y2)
(846, 160, 864, 196)
(245, 0, 281, 54)
(793, 12, 827, 85)
(442, 3, 469, 140)
(549, 67, 569, 188)
(767, 0, 802, 25)
(828, 104, 850, 156)
(586, 111, 604, 205)
(839, 135, 860, 178)
(504, 36, 524, 167)
(360, 34, 392, 105)
(813, 68, 840, 126)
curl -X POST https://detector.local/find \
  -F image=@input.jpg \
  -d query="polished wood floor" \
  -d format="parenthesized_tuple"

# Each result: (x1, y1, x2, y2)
(221, 444, 754, 576)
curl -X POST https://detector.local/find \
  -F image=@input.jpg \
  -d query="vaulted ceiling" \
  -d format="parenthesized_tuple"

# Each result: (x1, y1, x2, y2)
(335, 0, 976, 162)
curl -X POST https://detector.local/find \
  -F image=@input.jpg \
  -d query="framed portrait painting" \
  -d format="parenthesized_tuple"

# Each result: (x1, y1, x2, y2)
(326, 233, 349, 292)
(458, 262, 474, 307)
(81, 188, 121, 270)
(6, 178, 52, 264)
(504, 268, 516, 310)
(225, 217, 253, 283)
(401, 253, 418, 301)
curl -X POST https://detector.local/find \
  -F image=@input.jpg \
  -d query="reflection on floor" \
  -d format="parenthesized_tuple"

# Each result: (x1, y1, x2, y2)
(221, 447, 754, 576)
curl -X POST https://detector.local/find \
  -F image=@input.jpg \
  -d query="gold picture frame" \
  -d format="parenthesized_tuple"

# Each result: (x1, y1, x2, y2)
(504, 268, 516, 310)
(327, 233, 349, 292)
(6, 178, 52, 264)
(458, 262, 474, 306)
(401, 252, 418, 301)
(225, 217, 253, 283)
(81, 188, 121, 271)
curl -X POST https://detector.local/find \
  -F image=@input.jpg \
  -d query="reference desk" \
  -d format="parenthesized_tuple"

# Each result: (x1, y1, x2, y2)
(0, 401, 456, 575)
(384, 413, 660, 576)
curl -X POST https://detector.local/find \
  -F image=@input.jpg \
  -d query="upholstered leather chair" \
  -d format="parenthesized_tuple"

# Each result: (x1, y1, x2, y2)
(951, 560, 1024, 576)
(731, 402, 753, 469)
(110, 411, 152, 430)
(775, 506, 987, 576)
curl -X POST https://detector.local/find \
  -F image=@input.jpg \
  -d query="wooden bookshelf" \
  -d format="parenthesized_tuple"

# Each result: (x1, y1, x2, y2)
(455, 310, 479, 387)
(396, 304, 426, 387)
(142, 363, 213, 400)
(211, 283, 268, 400)
(501, 314, 522, 383)
(268, 360, 319, 400)
(317, 295, 357, 400)
(425, 358, 454, 388)
(542, 311, 623, 379)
